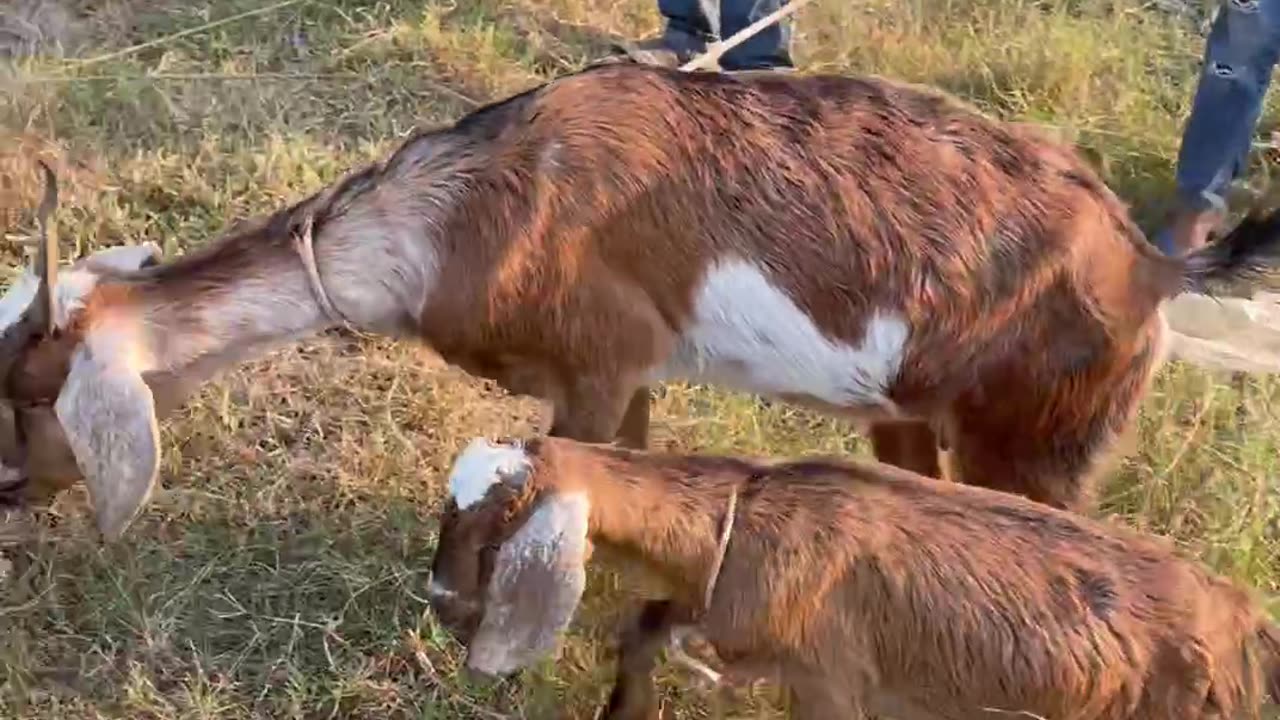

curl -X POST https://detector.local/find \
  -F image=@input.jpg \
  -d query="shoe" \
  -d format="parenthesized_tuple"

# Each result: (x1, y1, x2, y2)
(1154, 205, 1224, 257)
(598, 30, 708, 69)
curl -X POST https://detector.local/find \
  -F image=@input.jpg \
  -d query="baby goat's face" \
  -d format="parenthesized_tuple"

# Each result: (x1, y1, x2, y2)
(427, 487, 522, 643)
(426, 437, 591, 678)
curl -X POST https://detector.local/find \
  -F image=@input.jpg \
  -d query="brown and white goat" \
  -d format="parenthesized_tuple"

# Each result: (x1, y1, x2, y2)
(2, 63, 1279, 540)
(426, 435, 1280, 719)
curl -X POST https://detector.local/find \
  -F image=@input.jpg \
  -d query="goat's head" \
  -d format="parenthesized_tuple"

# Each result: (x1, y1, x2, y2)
(427, 437, 591, 678)
(0, 162, 164, 540)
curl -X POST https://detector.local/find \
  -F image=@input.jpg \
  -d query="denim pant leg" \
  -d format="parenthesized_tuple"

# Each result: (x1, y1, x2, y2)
(658, 0, 718, 43)
(658, 0, 792, 69)
(1157, 0, 1280, 251)
(719, 0, 793, 70)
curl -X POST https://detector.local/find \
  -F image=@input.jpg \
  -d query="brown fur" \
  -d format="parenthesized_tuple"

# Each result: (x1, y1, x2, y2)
(429, 436, 1280, 719)
(7, 63, 1280, 515)
(404, 65, 1180, 510)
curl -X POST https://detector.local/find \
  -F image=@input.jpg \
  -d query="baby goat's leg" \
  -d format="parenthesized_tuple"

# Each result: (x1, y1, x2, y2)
(602, 600, 689, 720)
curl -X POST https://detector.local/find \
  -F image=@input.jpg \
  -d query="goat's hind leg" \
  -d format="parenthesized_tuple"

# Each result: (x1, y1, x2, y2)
(947, 324, 1162, 510)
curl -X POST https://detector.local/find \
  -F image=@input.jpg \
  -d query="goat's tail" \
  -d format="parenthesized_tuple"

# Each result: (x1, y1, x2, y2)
(1260, 619, 1280, 704)
(1166, 207, 1280, 297)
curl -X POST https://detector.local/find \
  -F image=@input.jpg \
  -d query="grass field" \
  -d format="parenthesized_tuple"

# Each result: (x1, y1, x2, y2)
(1, 0, 1279, 717)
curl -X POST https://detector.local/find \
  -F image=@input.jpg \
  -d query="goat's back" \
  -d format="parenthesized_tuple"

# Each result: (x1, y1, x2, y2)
(394, 64, 1172, 417)
(704, 457, 1272, 718)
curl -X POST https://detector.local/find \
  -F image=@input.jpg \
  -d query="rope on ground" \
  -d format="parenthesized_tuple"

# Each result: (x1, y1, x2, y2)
(70, 0, 310, 69)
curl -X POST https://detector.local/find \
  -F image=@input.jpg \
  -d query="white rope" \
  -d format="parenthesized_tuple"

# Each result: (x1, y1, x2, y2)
(703, 486, 738, 609)
(679, 0, 817, 72)
(666, 485, 739, 688)
(293, 215, 356, 330)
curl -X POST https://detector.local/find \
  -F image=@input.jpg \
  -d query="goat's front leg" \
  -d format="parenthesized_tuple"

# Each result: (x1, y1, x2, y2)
(549, 374, 643, 444)
(613, 386, 652, 449)
(602, 600, 690, 720)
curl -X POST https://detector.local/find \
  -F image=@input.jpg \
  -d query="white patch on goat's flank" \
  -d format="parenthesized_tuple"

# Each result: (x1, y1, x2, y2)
(0, 267, 102, 331)
(447, 438, 532, 510)
(650, 258, 910, 409)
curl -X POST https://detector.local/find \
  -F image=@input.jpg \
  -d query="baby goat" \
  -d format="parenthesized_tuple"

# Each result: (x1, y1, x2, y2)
(4, 62, 1280, 540)
(428, 436, 1280, 719)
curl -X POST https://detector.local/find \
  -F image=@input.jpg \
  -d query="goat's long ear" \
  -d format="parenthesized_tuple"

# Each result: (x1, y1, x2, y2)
(466, 491, 590, 677)
(54, 341, 160, 541)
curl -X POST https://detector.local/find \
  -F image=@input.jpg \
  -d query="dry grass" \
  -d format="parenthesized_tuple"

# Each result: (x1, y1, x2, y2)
(0, 0, 1278, 717)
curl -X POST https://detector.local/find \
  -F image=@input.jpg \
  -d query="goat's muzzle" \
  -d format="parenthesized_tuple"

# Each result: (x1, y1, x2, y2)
(0, 161, 77, 510)
(426, 578, 483, 645)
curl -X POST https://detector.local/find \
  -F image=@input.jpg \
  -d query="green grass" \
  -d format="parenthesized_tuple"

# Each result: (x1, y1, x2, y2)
(1, 0, 1278, 717)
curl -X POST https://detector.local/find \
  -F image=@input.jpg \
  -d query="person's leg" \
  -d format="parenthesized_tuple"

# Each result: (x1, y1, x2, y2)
(660, 0, 718, 41)
(1157, 0, 1280, 256)
(717, 0, 793, 70)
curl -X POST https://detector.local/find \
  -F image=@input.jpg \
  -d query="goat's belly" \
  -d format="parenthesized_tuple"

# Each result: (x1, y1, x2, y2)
(646, 261, 910, 418)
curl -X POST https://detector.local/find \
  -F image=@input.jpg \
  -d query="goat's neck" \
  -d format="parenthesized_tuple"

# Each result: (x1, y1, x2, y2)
(77, 158, 445, 411)
(92, 231, 333, 387)
(577, 455, 740, 606)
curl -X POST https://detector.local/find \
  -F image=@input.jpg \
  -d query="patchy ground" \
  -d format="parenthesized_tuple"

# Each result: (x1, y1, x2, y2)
(1, 0, 1278, 718)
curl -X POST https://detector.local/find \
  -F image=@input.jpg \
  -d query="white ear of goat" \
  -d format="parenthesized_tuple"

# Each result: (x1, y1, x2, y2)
(466, 491, 591, 677)
(56, 341, 162, 541)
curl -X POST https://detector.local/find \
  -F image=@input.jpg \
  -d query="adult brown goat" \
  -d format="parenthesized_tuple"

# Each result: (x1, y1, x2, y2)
(1, 62, 1278, 539)
(427, 435, 1280, 719)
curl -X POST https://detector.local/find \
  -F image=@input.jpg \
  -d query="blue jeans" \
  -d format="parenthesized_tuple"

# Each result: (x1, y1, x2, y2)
(1157, 0, 1280, 253)
(658, 0, 792, 70)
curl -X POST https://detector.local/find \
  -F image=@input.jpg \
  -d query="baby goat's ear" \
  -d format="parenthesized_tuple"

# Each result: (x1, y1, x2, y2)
(466, 491, 590, 677)
(55, 340, 160, 541)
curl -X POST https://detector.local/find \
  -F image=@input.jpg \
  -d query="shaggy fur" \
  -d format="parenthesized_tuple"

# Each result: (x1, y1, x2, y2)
(429, 436, 1280, 720)
(5, 63, 1280, 532)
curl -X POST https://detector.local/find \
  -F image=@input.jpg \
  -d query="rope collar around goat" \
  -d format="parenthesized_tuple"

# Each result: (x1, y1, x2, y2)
(293, 214, 358, 331)
(667, 486, 739, 688)
(703, 485, 738, 610)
